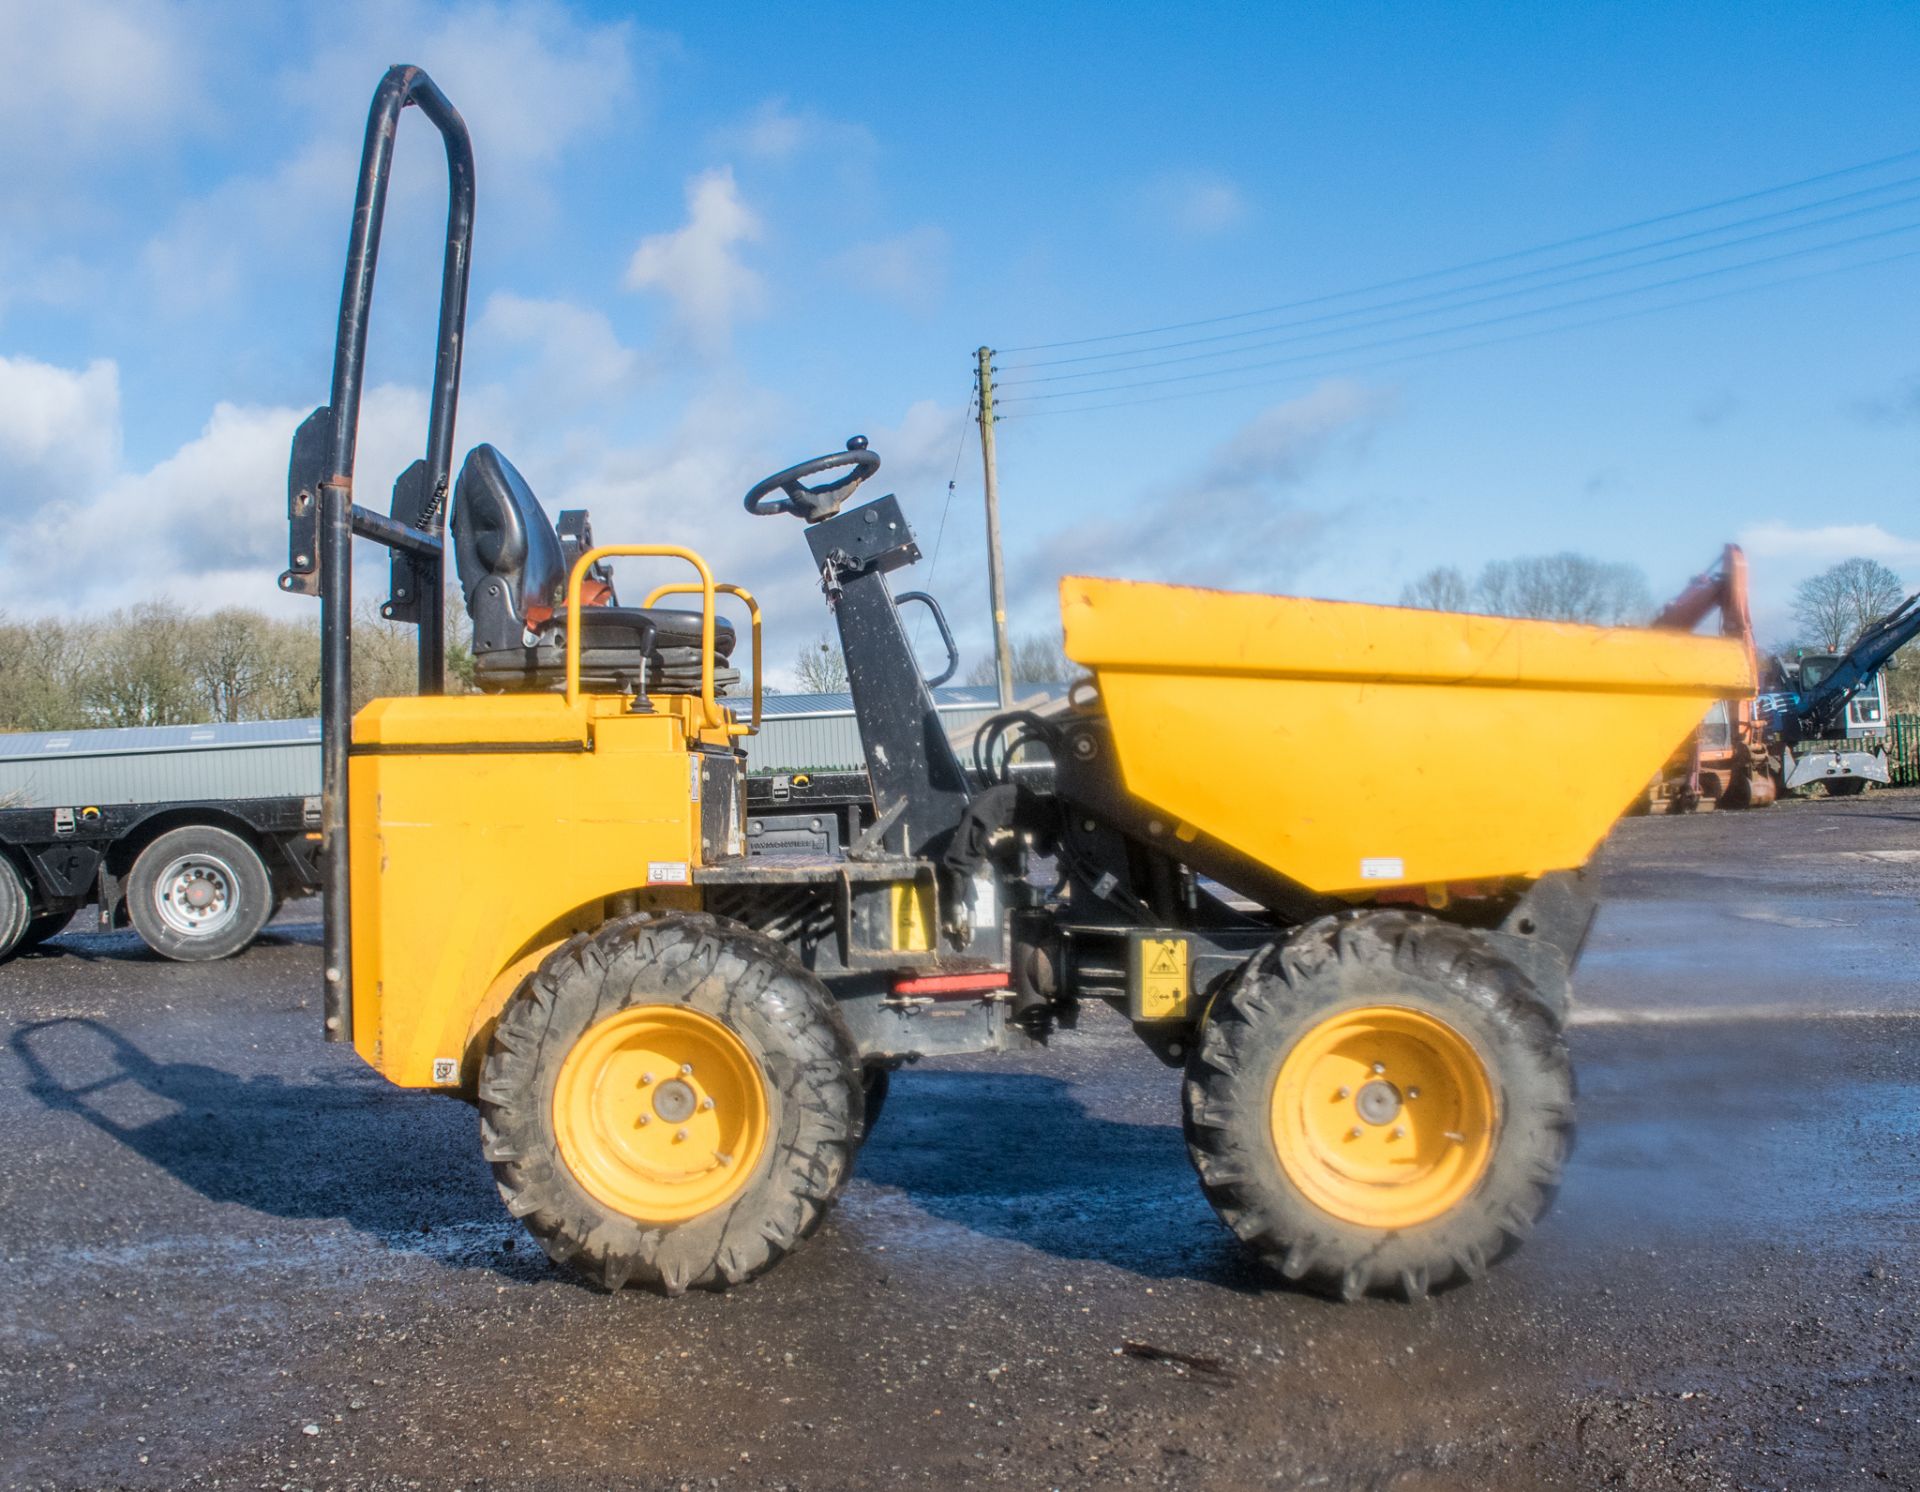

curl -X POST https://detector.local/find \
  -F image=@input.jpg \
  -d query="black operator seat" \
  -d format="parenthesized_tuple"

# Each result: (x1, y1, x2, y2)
(449, 444, 737, 695)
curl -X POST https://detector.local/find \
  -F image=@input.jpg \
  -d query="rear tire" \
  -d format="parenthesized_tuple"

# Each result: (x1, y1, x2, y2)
(17, 909, 73, 952)
(480, 913, 862, 1295)
(0, 857, 31, 961)
(1184, 911, 1572, 1302)
(126, 826, 273, 962)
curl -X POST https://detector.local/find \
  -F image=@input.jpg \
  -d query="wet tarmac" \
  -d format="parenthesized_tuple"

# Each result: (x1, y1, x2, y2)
(1, 791, 1917, 1490)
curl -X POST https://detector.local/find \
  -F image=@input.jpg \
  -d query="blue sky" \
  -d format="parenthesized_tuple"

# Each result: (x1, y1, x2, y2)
(1, 0, 1916, 678)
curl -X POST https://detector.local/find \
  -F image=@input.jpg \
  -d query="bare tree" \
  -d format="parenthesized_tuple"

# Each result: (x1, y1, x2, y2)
(83, 602, 203, 727)
(966, 630, 1071, 687)
(1792, 557, 1905, 651)
(1474, 553, 1651, 625)
(1398, 566, 1472, 611)
(793, 632, 849, 693)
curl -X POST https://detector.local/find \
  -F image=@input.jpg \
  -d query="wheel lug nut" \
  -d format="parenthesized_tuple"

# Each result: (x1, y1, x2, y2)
(1336, 1086, 1351, 1100)
(681, 1064, 694, 1076)
(1391, 1126, 1406, 1140)
(1371, 1062, 1386, 1075)
(1407, 1087, 1420, 1100)
(638, 1115, 650, 1126)
(701, 1097, 715, 1110)
(1349, 1127, 1363, 1140)
(675, 1128, 689, 1142)
(640, 1072, 654, 1085)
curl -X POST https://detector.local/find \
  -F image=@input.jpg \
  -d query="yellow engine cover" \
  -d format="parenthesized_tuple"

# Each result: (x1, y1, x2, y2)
(347, 691, 734, 1086)
(1060, 575, 1753, 895)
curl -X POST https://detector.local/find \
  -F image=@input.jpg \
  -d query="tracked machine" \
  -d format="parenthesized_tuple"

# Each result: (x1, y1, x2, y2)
(283, 68, 1751, 1301)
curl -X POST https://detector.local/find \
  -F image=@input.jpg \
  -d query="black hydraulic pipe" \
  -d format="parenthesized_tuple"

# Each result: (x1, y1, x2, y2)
(317, 65, 474, 1045)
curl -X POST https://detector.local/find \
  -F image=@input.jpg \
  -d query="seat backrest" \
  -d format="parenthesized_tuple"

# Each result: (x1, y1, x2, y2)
(451, 444, 566, 651)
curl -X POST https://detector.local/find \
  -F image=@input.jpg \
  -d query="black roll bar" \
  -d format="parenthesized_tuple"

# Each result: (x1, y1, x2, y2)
(279, 65, 475, 1044)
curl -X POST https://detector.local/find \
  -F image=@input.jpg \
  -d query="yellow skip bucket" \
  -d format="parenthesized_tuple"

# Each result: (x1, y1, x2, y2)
(1060, 576, 1753, 895)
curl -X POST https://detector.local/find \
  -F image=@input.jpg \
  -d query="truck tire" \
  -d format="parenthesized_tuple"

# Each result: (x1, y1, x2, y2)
(480, 912, 863, 1295)
(1183, 911, 1573, 1302)
(126, 826, 273, 962)
(16, 909, 73, 953)
(0, 857, 30, 961)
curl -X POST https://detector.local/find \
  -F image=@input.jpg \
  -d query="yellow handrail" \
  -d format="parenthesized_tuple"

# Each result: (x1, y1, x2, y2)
(643, 580, 762, 736)
(563, 546, 725, 730)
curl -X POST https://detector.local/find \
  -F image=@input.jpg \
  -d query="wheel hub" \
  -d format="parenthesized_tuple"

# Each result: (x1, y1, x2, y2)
(652, 1078, 698, 1124)
(1354, 1079, 1402, 1126)
(1270, 1005, 1497, 1229)
(552, 1004, 769, 1225)
(153, 855, 237, 937)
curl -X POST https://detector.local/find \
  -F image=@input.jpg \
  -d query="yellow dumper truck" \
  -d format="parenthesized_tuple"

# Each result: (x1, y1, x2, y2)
(282, 68, 1751, 1301)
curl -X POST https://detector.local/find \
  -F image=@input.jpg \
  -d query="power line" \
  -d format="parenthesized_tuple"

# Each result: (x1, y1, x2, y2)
(999, 173, 1920, 378)
(996, 244, 1920, 420)
(995, 218, 1920, 405)
(910, 396, 975, 650)
(996, 146, 1920, 355)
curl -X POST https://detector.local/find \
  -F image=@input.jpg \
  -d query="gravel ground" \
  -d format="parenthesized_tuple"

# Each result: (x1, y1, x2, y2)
(1, 790, 1917, 1491)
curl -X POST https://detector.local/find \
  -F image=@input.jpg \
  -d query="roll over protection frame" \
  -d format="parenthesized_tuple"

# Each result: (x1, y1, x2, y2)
(279, 65, 475, 1044)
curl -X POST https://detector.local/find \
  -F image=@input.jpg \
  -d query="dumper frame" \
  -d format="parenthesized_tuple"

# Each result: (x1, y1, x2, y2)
(284, 67, 1751, 1302)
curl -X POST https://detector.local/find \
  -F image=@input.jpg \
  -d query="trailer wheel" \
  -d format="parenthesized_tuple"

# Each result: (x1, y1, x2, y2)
(17, 909, 73, 952)
(0, 857, 30, 961)
(126, 826, 273, 962)
(1183, 911, 1572, 1302)
(480, 912, 862, 1295)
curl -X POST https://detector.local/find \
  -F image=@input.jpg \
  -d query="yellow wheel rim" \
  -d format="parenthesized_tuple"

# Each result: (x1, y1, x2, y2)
(553, 1004, 769, 1224)
(1270, 1005, 1496, 1229)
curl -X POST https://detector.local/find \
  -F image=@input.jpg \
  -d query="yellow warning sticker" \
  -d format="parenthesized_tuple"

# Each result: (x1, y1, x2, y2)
(1138, 937, 1189, 1020)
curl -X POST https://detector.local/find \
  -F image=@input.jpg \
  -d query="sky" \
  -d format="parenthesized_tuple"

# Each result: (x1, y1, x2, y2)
(1, 0, 1917, 682)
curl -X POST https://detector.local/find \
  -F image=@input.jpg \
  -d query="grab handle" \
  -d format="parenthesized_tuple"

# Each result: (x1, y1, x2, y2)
(564, 547, 723, 730)
(896, 591, 960, 688)
(643, 581, 763, 736)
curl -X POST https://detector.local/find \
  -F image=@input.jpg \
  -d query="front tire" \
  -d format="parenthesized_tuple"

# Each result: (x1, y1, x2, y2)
(1184, 912, 1573, 1301)
(480, 913, 862, 1295)
(126, 826, 273, 961)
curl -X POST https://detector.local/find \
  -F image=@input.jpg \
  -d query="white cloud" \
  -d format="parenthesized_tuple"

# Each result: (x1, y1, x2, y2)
(624, 167, 766, 353)
(0, 362, 427, 616)
(1737, 520, 1920, 568)
(711, 98, 875, 162)
(0, 354, 122, 501)
(139, 0, 640, 315)
(0, 0, 205, 202)
(1140, 171, 1249, 238)
(476, 291, 644, 406)
(831, 228, 950, 316)
(1014, 379, 1390, 594)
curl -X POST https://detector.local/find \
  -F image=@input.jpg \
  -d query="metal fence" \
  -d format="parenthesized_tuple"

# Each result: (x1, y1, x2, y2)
(1889, 713, 1920, 785)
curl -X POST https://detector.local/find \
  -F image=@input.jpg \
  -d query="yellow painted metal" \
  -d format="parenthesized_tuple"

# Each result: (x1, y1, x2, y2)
(1059, 575, 1754, 893)
(552, 1004, 769, 1224)
(1270, 1005, 1495, 1228)
(564, 545, 725, 728)
(348, 689, 731, 1087)
(890, 880, 934, 952)
(644, 580, 763, 736)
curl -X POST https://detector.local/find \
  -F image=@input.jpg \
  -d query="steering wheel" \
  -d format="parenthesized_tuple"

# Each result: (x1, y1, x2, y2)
(743, 436, 882, 522)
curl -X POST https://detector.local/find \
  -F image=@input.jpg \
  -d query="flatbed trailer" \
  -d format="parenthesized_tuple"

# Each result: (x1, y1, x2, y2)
(0, 794, 322, 962)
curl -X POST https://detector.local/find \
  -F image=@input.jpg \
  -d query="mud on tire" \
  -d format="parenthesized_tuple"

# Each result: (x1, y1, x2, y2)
(479, 912, 862, 1295)
(1183, 910, 1573, 1302)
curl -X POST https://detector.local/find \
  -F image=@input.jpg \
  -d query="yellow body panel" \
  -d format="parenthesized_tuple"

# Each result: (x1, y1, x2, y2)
(348, 690, 738, 1087)
(1060, 575, 1753, 894)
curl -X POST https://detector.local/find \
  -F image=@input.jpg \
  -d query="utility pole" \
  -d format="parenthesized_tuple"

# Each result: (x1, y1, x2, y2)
(975, 346, 1015, 709)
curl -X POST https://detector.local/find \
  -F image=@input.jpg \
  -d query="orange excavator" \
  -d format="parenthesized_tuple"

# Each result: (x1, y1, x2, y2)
(1649, 545, 1776, 811)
